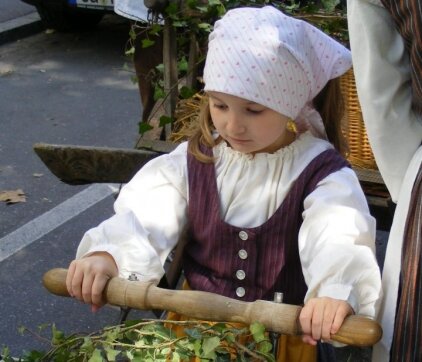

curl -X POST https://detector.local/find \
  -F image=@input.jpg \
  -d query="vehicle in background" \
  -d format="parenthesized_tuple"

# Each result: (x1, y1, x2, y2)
(20, 0, 115, 31)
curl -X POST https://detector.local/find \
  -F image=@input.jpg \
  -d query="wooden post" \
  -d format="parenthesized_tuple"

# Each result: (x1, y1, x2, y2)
(162, 6, 178, 140)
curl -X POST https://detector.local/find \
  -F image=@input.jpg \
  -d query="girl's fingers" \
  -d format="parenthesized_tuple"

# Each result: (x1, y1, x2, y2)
(90, 274, 109, 307)
(66, 261, 76, 297)
(299, 301, 314, 337)
(91, 304, 101, 313)
(310, 303, 325, 341)
(301, 334, 317, 346)
(321, 304, 336, 341)
(81, 272, 95, 304)
(331, 303, 353, 335)
(70, 266, 85, 301)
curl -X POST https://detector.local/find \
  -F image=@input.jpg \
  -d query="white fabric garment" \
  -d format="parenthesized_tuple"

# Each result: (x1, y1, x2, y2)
(347, 1, 422, 360)
(203, 6, 352, 140)
(76, 132, 381, 318)
(113, 0, 149, 22)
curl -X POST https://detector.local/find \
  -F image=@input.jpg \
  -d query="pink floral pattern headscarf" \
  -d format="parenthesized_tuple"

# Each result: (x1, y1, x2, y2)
(203, 6, 352, 139)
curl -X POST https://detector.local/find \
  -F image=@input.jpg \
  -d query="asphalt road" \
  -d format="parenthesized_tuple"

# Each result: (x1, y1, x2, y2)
(0, 14, 155, 356)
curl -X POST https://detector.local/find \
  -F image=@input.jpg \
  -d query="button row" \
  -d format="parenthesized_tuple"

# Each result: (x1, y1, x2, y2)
(236, 269, 245, 280)
(239, 230, 248, 240)
(236, 287, 245, 297)
(238, 249, 248, 259)
(236, 231, 249, 298)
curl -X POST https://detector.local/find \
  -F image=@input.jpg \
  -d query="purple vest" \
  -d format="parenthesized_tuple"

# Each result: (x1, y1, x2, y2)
(183, 145, 350, 304)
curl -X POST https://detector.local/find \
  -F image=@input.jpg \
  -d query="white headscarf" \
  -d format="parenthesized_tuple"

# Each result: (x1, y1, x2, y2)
(203, 6, 352, 139)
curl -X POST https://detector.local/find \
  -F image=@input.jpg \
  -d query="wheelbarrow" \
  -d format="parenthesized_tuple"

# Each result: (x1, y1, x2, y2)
(43, 268, 382, 350)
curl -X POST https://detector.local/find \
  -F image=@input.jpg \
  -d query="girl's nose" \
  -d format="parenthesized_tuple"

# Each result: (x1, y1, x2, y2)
(226, 112, 246, 134)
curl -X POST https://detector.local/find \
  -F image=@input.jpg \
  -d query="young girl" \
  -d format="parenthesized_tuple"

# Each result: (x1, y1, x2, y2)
(66, 6, 382, 361)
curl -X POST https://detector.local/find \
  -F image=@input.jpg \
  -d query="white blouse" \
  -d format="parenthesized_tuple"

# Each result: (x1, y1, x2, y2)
(76, 132, 381, 317)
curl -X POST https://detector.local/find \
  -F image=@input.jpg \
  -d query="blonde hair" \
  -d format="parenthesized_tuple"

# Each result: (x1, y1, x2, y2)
(187, 96, 220, 163)
(187, 79, 348, 162)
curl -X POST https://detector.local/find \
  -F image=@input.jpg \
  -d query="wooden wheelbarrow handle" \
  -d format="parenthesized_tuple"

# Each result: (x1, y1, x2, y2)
(43, 268, 382, 347)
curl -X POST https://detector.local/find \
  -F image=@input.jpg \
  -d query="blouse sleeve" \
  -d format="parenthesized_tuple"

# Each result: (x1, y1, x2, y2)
(75, 142, 189, 283)
(347, 0, 422, 202)
(299, 167, 382, 318)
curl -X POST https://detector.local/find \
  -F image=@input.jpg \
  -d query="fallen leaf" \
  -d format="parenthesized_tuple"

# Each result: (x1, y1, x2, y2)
(0, 68, 13, 76)
(33, 173, 43, 177)
(0, 189, 26, 204)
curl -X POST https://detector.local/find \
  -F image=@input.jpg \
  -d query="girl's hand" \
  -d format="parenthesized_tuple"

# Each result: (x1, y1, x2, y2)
(299, 297, 353, 345)
(66, 252, 118, 311)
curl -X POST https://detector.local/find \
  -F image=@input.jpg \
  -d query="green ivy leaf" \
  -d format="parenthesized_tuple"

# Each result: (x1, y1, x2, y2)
(193, 339, 202, 356)
(250, 322, 266, 343)
(138, 122, 154, 135)
(159, 115, 173, 127)
(155, 63, 165, 74)
(171, 350, 181, 361)
(80, 337, 94, 353)
(201, 336, 220, 358)
(1, 346, 11, 361)
(173, 20, 188, 27)
(177, 56, 188, 72)
(165, 2, 178, 17)
(149, 23, 162, 36)
(125, 47, 135, 56)
(129, 27, 136, 40)
(258, 340, 273, 353)
(105, 347, 120, 361)
(21, 349, 46, 361)
(197, 22, 212, 31)
(17, 326, 26, 336)
(51, 324, 65, 345)
(257, 350, 276, 362)
(105, 327, 121, 342)
(153, 85, 165, 101)
(142, 39, 155, 48)
(321, 0, 340, 12)
(179, 86, 196, 99)
(88, 348, 103, 362)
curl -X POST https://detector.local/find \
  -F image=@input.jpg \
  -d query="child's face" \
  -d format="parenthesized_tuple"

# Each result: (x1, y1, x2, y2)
(208, 92, 294, 154)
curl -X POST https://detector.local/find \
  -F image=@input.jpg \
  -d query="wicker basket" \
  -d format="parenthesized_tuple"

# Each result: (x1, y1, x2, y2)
(340, 69, 377, 170)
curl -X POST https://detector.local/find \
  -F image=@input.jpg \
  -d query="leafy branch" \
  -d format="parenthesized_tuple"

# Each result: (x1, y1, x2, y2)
(2, 320, 276, 361)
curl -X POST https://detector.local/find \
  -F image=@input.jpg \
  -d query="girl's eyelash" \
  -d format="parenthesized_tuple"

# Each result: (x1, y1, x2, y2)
(247, 109, 263, 114)
(213, 104, 227, 109)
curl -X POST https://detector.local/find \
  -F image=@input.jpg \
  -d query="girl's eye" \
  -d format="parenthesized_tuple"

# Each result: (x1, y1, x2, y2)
(213, 103, 227, 110)
(247, 108, 264, 114)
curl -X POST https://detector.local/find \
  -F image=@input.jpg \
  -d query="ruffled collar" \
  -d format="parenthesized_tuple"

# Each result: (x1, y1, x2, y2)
(213, 131, 316, 161)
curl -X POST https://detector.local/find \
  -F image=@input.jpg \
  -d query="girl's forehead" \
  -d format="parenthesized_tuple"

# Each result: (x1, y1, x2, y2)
(207, 91, 260, 105)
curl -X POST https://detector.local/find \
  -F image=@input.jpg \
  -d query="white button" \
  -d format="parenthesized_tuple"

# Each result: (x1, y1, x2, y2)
(236, 287, 245, 297)
(236, 269, 246, 280)
(238, 249, 248, 259)
(239, 231, 248, 240)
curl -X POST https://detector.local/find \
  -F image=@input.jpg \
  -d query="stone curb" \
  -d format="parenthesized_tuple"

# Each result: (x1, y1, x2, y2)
(0, 12, 43, 46)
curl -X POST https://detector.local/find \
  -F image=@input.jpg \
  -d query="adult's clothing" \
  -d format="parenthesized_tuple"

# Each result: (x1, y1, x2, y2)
(347, 1, 422, 360)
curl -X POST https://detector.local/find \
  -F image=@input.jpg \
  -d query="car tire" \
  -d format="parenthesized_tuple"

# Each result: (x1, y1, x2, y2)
(35, 1, 104, 32)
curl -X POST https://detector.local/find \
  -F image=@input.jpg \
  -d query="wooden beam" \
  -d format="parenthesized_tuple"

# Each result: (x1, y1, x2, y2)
(33, 143, 175, 185)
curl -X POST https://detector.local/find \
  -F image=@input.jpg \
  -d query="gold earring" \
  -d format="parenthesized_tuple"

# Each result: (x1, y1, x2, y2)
(286, 119, 298, 134)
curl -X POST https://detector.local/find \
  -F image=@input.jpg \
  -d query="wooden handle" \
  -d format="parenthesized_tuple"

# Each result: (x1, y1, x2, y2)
(43, 268, 382, 347)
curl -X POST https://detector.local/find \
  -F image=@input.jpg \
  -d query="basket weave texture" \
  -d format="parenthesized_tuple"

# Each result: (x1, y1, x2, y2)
(340, 69, 377, 170)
